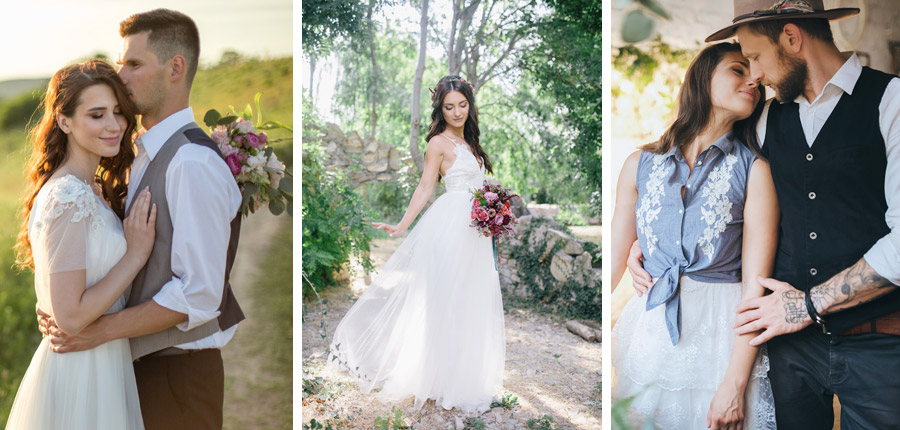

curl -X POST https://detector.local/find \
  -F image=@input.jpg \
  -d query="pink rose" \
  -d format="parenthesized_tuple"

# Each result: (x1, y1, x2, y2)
(225, 153, 242, 175)
(494, 214, 505, 225)
(485, 192, 499, 202)
(247, 133, 261, 149)
(234, 135, 244, 144)
(477, 210, 489, 221)
(259, 132, 268, 144)
(473, 199, 480, 208)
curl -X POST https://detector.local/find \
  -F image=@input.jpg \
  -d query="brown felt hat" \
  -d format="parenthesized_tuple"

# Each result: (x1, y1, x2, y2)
(705, 0, 859, 42)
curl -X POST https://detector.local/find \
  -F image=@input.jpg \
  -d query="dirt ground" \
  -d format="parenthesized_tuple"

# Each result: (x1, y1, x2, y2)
(302, 237, 601, 429)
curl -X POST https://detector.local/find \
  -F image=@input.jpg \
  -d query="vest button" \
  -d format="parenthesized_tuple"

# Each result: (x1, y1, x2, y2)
(810, 268, 818, 276)
(810, 232, 817, 240)
(809, 192, 816, 200)
(806, 153, 814, 161)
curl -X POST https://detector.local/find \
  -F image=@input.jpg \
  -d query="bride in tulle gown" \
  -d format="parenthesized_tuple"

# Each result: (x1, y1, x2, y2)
(328, 75, 505, 413)
(6, 60, 155, 430)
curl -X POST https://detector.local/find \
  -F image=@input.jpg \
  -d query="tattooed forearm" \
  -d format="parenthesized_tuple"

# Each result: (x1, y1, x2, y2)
(783, 290, 809, 324)
(810, 258, 896, 315)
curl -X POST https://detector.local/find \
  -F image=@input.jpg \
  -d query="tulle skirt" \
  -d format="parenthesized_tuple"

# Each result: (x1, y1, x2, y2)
(612, 276, 776, 429)
(5, 337, 143, 430)
(328, 190, 506, 413)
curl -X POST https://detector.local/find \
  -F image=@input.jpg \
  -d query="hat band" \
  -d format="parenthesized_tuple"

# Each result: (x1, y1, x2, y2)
(733, 8, 816, 23)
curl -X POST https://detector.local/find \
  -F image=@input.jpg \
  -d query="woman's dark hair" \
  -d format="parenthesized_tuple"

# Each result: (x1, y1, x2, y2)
(424, 75, 493, 174)
(640, 42, 765, 158)
(16, 59, 138, 269)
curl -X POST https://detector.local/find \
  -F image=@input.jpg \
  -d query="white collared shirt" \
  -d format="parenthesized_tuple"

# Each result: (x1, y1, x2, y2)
(127, 107, 242, 349)
(757, 54, 900, 285)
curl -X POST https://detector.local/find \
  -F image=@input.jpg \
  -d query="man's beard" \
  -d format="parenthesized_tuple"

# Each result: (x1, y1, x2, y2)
(773, 47, 808, 103)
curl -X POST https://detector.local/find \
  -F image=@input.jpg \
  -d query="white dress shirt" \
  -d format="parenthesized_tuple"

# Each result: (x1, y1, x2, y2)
(757, 54, 900, 285)
(126, 107, 243, 349)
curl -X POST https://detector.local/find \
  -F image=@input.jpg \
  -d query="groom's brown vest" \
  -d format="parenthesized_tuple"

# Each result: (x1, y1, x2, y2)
(126, 122, 245, 359)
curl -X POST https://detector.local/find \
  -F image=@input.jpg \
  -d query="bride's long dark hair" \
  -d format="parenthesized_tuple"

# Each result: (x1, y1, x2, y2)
(424, 75, 493, 174)
(15, 60, 137, 270)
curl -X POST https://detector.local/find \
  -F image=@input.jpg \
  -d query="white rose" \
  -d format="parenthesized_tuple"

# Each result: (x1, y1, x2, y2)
(266, 154, 285, 187)
(236, 118, 255, 134)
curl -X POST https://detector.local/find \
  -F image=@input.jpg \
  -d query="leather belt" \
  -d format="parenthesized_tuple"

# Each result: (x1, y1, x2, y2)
(841, 310, 900, 336)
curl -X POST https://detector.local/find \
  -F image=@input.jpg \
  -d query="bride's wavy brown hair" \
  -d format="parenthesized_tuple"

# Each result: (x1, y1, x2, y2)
(15, 60, 138, 269)
(424, 75, 493, 174)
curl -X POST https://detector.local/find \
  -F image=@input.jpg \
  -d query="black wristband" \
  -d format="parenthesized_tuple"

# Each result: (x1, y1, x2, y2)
(805, 291, 830, 334)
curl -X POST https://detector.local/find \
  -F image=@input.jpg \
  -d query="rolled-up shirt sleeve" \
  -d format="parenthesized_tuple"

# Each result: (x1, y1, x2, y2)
(864, 77, 900, 286)
(151, 144, 242, 331)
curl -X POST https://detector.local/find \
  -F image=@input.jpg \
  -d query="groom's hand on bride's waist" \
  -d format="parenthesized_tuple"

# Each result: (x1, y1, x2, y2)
(734, 277, 813, 346)
(41, 312, 109, 354)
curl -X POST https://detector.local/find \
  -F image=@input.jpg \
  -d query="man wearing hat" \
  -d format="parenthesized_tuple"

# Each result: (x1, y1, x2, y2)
(629, 0, 900, 427)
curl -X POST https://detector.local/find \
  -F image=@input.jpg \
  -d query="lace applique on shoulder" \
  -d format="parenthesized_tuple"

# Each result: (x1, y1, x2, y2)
(34, 175, 105, 233)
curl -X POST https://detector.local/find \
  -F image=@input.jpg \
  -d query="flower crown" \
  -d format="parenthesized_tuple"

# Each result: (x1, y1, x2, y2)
(429, 76, 473, 101)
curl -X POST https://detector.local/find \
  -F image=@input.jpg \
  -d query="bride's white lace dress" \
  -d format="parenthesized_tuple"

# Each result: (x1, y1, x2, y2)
(6, 175, 143, 430)
(328, 139, 505, 413)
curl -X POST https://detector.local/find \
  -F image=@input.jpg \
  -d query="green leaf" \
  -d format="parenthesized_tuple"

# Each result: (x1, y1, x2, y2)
(622, 10, 655, 43)
(244, 183, 259, 196)
(265, 146, 274, 158)
(269, 196, 285, 215)
(266, 186, 281, 199)
(218, 115, 239, 126)
(637, 0, 671, 19)
(280, 176, 293, 193)
(287, 200, 293, 216)
(203, 109, 222, 128)
(258, 120, 293, 132)
(254, 92, 263, 126)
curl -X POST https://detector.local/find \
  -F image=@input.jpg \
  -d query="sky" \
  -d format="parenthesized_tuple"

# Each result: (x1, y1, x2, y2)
(0, 0, 293, 81)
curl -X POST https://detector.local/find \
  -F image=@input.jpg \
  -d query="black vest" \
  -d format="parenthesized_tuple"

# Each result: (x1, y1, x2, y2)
(763, 66, 898, 333)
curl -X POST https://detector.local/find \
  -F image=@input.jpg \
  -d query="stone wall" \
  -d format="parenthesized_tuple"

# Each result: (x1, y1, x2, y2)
(498, 215, 601, 302)
(302, 122, 407, 186)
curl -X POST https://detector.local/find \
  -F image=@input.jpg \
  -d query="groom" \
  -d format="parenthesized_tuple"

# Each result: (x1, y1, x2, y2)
(42, 9, 244, 430)
(628, 0, 900, 428)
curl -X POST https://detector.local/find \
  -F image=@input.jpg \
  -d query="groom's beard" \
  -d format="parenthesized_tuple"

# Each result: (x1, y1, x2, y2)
(773, 47, 809, 103)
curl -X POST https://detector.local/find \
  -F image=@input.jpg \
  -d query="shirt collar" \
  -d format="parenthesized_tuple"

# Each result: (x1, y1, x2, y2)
(791, 53, 862, 106)
(138, 107, 194, 160)
(663, 130, 736, 160)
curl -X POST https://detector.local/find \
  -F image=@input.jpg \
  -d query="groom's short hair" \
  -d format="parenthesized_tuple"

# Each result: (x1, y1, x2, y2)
(119, 9, 200, 86)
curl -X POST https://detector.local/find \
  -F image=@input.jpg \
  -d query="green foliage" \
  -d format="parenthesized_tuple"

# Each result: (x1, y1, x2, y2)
(554, 205, 589, 227)
(0, 89, 44, 131)
(526, 415, 558, 430)
(464, 417, 487, 430)
(301, 140, 375, 296)
(302, 0, 367, 60)
(490, 392, 520, 409)
(509, 217, 601, 322)
(613, 42, 693, 92)
(373, 406, 410, 430)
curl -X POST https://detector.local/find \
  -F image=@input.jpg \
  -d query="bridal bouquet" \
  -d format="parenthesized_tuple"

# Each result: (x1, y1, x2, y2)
(470, 181, 519, 269)
(204, 93, 293, 217)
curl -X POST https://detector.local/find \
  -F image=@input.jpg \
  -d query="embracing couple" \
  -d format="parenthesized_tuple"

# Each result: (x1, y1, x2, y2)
(612, 0, 900, 429)
(5, 8, 244, 430)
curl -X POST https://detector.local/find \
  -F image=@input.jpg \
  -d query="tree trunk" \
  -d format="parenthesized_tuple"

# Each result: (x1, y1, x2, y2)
(308, 57, 316, 99)
(409, 0, 430, 175)
(367, 0, 379, 140)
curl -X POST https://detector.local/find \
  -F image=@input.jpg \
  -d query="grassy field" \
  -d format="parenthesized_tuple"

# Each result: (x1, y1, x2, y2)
(0, 55, 292, 426)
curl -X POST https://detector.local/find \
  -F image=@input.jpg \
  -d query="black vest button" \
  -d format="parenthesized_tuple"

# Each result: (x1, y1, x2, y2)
(810, 268, 818, 276)
(806, 153, 814, 161)
(809, 192, 816, 200)
(810, 232, 818, 240)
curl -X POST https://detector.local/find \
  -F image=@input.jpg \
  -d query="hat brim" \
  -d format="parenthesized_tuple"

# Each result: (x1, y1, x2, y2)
(705, 8, 859, 42)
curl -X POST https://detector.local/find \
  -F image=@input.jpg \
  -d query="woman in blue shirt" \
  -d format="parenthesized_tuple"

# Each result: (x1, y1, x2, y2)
(611, 42, 779, 429)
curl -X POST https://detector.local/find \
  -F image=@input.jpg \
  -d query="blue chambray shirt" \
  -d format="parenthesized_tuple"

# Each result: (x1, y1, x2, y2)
(635, 131, 757, 345)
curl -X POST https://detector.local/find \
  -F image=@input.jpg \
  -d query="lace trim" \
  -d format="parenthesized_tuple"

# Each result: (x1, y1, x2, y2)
(33, 175, 105, 233)
(698, 154, 738, 261)
(636, 154, 669, 257)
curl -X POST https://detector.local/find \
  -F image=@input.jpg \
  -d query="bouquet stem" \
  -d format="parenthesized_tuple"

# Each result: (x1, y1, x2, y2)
(492, 236, 500, 271)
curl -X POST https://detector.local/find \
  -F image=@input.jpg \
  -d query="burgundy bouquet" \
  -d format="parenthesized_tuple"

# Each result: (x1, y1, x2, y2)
(470, 181, 519, 269)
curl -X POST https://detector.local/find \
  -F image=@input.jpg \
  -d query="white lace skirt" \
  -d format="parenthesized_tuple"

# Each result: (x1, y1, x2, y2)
(612, 276, 776, 429)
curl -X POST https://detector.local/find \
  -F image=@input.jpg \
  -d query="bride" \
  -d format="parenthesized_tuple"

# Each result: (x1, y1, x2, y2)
(610, 42, 778, 429)
(6, 60, 155, 429)
(328, 75, 506, 413)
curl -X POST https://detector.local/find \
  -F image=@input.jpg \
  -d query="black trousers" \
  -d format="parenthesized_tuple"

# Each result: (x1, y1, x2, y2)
(767, 326, 900, 429)
(133, 349, 224, 430)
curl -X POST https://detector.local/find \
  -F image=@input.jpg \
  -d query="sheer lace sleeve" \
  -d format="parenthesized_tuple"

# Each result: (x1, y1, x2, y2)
(31, 176, 104, 274)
